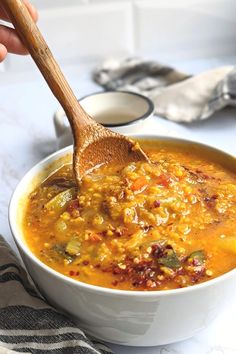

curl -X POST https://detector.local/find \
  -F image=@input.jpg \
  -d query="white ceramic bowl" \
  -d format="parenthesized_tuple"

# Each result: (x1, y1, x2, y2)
(9, 136, 236, 347)
(54, 91, 154, 149)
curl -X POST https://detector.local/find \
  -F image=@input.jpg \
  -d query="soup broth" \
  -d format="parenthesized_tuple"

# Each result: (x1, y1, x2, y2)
(23, 140, 236, 291)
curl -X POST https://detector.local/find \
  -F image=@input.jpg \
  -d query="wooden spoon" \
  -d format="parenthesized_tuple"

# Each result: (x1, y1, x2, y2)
(3, 0, 148, 183)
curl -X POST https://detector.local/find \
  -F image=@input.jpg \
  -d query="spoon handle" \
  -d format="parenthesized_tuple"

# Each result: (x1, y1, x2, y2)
(2, 0, 91, 130)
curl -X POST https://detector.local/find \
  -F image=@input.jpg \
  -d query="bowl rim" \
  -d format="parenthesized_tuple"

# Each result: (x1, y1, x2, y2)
(55, 90, 155, 128)
(9, 135, 236, 298)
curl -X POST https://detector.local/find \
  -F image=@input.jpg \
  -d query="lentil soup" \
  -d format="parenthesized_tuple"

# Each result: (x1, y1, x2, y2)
(23, 140, 236, 291)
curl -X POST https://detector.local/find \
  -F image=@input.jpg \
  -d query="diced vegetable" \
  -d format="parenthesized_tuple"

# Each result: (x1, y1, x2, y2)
(157, 175, 170, 188)
(53, 244, 74, 262)
(158, 249, 181, 269)
(187, 250, 205, 265)
(66, 239, 81, 256)
(130, 176, 148, 191)
(44, 188, 76, 214)
(55, 219, 67, 233)
(123, 207, 137, 224)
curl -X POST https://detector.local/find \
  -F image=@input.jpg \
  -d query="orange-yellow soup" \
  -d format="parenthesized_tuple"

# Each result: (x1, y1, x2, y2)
(23, 141, 236, 291)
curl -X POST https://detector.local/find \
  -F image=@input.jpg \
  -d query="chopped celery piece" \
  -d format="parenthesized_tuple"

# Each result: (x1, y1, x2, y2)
(45, 188, 76, 214)
(66, 239, 81, 256)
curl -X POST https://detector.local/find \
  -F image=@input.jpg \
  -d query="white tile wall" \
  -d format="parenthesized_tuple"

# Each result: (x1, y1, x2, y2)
(32, 0, 89, 9)
(38, 3, 134, 60)
(134, 0, 236, 61)
(3, 0, 236, 71)
(6, 2, 134, 71)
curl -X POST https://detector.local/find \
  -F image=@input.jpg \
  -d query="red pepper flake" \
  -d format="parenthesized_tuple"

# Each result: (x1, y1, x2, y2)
(204, 194, 218, 206)
(94, 264, 101, 268)
(202, 174, 210, 180)
(142, 225, 153, 232)
(88, 233, 103, 242)
(69, 270, 75, 276)
(157, 175, 170, 188)
(67, 199, 80, 213)
(113, 267, 122, 275)
(153, 200, 161, 208)
(101, 245, 209, 288)
(76, 271, 80, 276)
(83, 260, 89, 266)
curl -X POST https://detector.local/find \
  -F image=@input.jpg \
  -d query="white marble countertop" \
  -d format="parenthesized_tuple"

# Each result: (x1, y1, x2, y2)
(0, 57, 236, 354)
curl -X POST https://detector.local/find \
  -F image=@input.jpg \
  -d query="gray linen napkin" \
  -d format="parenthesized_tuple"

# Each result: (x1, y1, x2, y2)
(93, 57, 236, 122)
(0, 235, 113, 354)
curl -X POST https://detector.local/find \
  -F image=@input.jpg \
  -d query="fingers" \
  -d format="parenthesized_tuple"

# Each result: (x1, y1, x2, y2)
(0, 1, 38, 58)
(0, 43, 7, 62)
(0, 25, 29, 56)
(0, 0, 38, 23)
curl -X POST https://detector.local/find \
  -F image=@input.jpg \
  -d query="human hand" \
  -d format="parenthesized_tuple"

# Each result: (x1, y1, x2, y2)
(0, 0, 38, 62)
